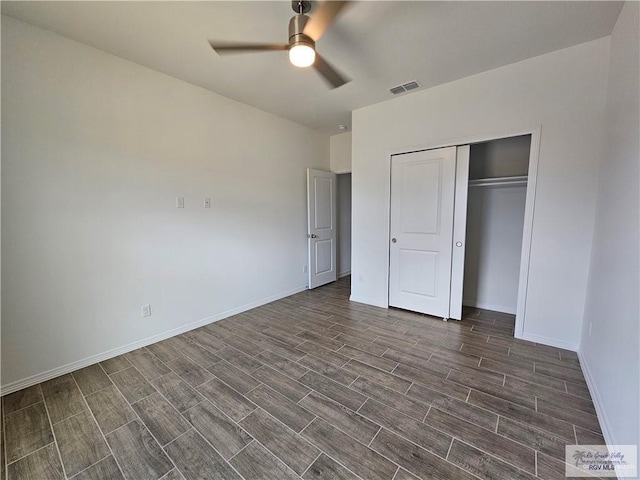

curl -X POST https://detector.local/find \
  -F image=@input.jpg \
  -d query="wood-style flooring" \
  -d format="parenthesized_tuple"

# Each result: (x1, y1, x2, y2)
(2, 276, 608, 480)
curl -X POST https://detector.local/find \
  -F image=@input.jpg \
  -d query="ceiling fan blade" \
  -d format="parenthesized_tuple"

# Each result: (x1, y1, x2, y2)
(313, 53, 350, 89)
(209, 41, 289, 55)
(302, 1, 350, 41)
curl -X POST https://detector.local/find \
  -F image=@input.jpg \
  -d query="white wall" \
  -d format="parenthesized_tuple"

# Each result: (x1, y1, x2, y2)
(463, 185, 527, 314)
(336, 174, 352, 277)
(579, 1, 639, 452)
(351, 37, 610, 349)
(1, 16, 329, 391)
(330, 132, 352, 173)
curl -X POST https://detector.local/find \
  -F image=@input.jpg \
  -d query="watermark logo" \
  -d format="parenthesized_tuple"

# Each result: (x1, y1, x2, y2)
(565, 445, 637, 477)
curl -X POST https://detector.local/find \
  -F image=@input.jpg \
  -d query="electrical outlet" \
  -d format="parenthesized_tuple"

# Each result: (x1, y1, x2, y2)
(142, 304, 151, 317)
(176, 196, 184, 208)
(204, 197, 211, 208)
(303, 265, 308, 273)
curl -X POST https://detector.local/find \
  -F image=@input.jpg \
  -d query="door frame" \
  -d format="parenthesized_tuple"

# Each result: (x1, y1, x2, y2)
(385, 125, 541, 340)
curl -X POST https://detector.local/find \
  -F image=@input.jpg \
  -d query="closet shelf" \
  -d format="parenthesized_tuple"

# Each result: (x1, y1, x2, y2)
(468, 175, 528, 188)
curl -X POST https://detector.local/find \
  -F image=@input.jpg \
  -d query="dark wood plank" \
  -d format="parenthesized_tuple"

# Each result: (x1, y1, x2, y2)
(258, 336, 307, 361)
(392, 363, 470, 400)
(298, 371, 366, 411)
(85, 384, 137, 434)
(6, 443, 64, 480)
(359, 399, 451, 457)
(382, 349, 450, 377)
(196, 377, 257, 422)
(447, 439, 536, 480)
(178, 343, 221, 368)
(181, 399, 252, 460)
(147, 340, 182, 363)
(106, 420, 173, 480)
(334, 333, 389, 356)
(534, 361, 588, 385)
(297, 354, 359, 386)
(447, 369, 535, 409)
(301, 418, 397, 480)
(303, 454, 359, 480)
(536, 398, 602, 433)
(468, 390, 575, 441)
(575, 425, 605, 445)
(251, 365, 311, 402)
(53, 410, 110, 477)
(192, 331, 227, 352)
(239, 408, 320, 475)
(350, 377, 429, 421)
(100, 356, 132, 375)
(246, 384, 315, 432)
(505, 376, 596, 415)
(297, 330, 345, 350)
(229, 440, 300, 480)
(344, 359, 411, 393)
(405, 382, 498, 431)
(73, 364, 113, 396)
(338, 345, 398, 372)
(222, 334, 265, 356)
(5, 402, 53, 463)
(150, 372, 203, 413)
(255, 351, 309, 380)
(424, 407, 535, 473)
(164, 429, 241, 480)
(370, 428, 477, 480)
(41, 374, 87, 423)
(131, 393, 191, 446)
(297, 342, 350, 367)
(207, 361, 261, 394)
(3, 385, 43, 415)
(109, 367, 156, 404)
(126, 351, 170, 381)
(72, 455, 124, 480)
(299, 391, 380, 444)
(166, 355, 214, 388)
(215, 347, 263, 373)
(496, 416, 567, 460)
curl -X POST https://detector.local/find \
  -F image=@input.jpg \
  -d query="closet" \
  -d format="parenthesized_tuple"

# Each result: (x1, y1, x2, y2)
(463, 135, 531, 315)
(388, 134, 533, 325)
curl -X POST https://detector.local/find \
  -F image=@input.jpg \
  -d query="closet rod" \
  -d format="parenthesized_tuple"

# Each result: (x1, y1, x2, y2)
(468, 175, 528, 188)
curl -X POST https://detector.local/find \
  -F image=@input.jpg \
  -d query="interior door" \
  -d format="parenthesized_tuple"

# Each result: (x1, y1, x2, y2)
(389, 147, 457, 317)
(449, 145, 470, 320)
(307, 168, 337, 289)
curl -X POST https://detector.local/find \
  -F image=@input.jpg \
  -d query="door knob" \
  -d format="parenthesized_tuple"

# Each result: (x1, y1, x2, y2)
(391, 238, 397, 243)
(309, 234, 317, 238)
(456, 241, 463, 247)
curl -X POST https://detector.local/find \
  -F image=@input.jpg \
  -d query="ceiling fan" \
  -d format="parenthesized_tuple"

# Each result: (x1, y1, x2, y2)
(208, 1, 351, 89)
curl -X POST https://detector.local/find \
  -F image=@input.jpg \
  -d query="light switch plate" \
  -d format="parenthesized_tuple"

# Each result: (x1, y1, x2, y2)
(176, 196, 184, 208)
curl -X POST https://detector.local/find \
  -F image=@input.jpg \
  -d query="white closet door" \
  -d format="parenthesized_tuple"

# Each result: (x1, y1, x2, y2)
(389, 147, 457, 317)
(449, 146, 470, 320)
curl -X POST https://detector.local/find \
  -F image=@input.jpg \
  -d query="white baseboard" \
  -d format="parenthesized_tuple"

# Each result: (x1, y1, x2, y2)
(463, 299, 516, 315)
(519, 332, 578, 351)
(1, 284, 308, 396)
(349, 294, 388, 309)
(338, 270, 351, 278)
(577, 350, 616, 445)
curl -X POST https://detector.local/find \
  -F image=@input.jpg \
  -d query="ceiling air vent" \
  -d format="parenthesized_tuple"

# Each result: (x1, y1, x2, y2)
(389, 80, 421, 95)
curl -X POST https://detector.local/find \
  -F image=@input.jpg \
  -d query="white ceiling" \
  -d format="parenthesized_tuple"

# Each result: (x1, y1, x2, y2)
(1, 1, 623, 134)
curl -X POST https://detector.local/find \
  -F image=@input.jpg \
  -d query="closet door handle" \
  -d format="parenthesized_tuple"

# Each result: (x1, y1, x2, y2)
(391, 238, 397, 243)
(456, 241, 463, 247)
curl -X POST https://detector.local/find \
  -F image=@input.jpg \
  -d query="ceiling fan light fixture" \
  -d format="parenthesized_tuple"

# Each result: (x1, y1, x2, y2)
(289, 43, 315, 67)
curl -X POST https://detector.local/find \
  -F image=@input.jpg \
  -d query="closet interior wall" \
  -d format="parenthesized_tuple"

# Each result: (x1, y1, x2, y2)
(463, 135, 531, 314)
